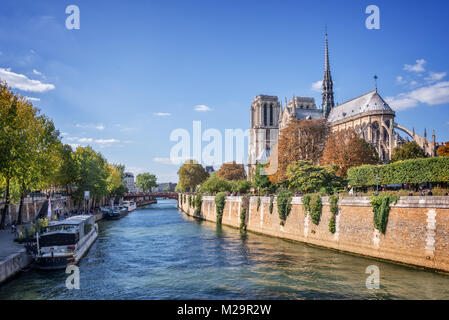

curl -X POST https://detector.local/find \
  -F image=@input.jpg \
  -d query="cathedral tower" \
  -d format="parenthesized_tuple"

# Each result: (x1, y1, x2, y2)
(322, 31, 335, 118)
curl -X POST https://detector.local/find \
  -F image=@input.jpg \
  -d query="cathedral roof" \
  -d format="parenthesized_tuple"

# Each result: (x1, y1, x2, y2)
(327, 89, 394, 123)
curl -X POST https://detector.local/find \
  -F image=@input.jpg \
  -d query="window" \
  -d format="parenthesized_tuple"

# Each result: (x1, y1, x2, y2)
(269, 105, 273, 126)
(263, 104, 267, 126)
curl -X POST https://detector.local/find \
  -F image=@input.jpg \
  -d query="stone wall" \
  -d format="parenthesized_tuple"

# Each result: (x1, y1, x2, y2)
(178, 194, 449, 273)
(0, 196, 74, 225)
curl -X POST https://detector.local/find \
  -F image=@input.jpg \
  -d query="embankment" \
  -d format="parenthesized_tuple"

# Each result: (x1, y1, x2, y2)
(179, 194, 449, 273)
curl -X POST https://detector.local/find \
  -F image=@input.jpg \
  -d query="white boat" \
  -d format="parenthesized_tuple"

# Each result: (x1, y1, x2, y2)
(34, 215, 98, 270)
(122, 200, 137, 212)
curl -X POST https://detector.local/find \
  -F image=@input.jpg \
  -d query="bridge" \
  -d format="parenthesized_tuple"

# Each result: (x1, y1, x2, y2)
(123, 192, 178, 201)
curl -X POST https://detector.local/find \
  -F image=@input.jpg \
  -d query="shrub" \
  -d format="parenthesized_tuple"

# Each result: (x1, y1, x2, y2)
(347, 157, 449, 187)
(234, 180, 252, 194)
(269, 195, 274, 214)
(277, 190, 293, 226)
(215, 192, 227, 225)
(257, 196, 261, 211)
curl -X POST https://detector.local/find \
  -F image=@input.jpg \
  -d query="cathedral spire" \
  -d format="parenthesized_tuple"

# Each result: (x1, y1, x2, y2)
(322, 29, 335, 118)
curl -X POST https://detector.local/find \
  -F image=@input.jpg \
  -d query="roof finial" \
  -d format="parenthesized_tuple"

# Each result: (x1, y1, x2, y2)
(374, 75, 378, 92)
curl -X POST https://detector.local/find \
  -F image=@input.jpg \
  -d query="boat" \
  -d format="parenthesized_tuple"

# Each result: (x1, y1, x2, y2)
(104, 206, 128, 220)
(33, 215, 98, 270)
(122, 200, 137, 212)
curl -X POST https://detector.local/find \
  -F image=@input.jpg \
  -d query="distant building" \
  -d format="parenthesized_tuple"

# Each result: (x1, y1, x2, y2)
(152, 182, 177, 192)
(123, 172, 138, 193)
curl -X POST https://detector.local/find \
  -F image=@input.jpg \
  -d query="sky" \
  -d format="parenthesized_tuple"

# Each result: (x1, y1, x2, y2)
(0, 0, 448, 183)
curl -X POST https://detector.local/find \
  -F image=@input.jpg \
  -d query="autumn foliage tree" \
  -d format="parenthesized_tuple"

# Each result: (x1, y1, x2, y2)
(321, 129, 379, 177)
(216, 162, 246, 180)
(177, 160, 209, 192)
(436, 141, 449, 157)
(267, 119, 329, 184)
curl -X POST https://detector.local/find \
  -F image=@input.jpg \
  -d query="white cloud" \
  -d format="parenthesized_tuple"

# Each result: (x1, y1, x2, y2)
(311, 80, 322, 92)
(0, 67, 55, 92)
(404, 59, 426, 72)
(194, 105, 212, 112)
(69, 143, 80, 149)
(25, 96, 40, 102)
(95, 139, 120, 144)
(32, 69, 43, 76)
(386, 81, 449, 110)
(396, 76, 406, 84)
(155, 112, 171, 116)
(78, 138, 93, 143)
(425, 72, 446, 83)
(153, 157, 175, 165)
(76, 123, 105, 131)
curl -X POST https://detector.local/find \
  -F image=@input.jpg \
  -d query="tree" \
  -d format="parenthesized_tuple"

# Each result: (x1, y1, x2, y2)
(72, 146, 109, 208)
(136, 173, 157, 192)
(267, 119, 329, 183)
(177, 161, 209, 192)
(106, 165, 128, 197)
(391, 141, 427, 162)
(216, 162, 246, 180)
(253, 163, 274, 193)
(437, 141, 449, 157)
(200, 176, 232, 193)
(286, 160, 344, 194)
(321, 129, 379, 177)
(233, 180, 252, 193)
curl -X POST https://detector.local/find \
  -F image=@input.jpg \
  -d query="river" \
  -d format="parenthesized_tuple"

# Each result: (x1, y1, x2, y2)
(0, 199, 448, 299)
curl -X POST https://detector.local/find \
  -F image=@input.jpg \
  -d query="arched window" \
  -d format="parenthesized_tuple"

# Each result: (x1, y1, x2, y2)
(269, 104, 273, 126)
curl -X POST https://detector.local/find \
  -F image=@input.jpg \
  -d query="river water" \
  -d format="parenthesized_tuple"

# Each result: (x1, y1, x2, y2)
(1, 199, 448, 300)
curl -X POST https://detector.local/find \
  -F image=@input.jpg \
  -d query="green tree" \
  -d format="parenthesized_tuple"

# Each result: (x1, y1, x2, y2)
(72, 146, 109, 208)
(391, 142, 427, 162)
(286, 161, 343, 194)
(107, 165, 128, 197)
(136, 173, 157, 192)
(177, 161, 209, 192)
(253, 163, 274, 193)
(200, 176, 232, 193)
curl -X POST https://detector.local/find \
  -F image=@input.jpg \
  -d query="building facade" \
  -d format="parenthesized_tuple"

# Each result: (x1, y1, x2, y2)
(247, 32, 437, 180)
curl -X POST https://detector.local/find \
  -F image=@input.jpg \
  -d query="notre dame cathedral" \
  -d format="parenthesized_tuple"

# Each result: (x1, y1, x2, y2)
(248, 32, 437, 180)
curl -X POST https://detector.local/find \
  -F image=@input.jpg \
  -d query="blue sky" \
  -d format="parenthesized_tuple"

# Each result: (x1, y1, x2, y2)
(1, 0, 448, 182)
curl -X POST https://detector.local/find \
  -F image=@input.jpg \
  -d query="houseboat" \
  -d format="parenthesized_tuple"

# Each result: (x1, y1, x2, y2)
(122, 200, 137, 212)
(34, 215, 98, 270)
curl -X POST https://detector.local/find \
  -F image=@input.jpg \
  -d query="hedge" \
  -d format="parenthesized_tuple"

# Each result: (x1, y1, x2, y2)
(347, 157, 449, 187)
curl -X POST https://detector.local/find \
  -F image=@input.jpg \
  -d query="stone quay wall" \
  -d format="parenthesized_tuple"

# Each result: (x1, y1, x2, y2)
(179, 194, 449, 273)
(0, 196, 74, 225)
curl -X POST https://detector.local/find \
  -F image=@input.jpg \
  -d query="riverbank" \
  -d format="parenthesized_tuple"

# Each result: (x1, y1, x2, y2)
(0, 230, 32, 285)
(179, 194, 449, 273)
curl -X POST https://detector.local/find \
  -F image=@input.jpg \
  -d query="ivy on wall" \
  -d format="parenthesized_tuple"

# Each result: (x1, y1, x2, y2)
(310, 195, 322, 225)
(328, 195, 339, 233)
(277, 190, 293, 226)
(257, 196, 261, 211)
(240, 195, 250, 230)
(215, 192, 227, 225)
(269, 196, 274, 214)
(194, 194, 203, 216)
(302, 194, 312, 217)
(371, 194, 398, 234)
